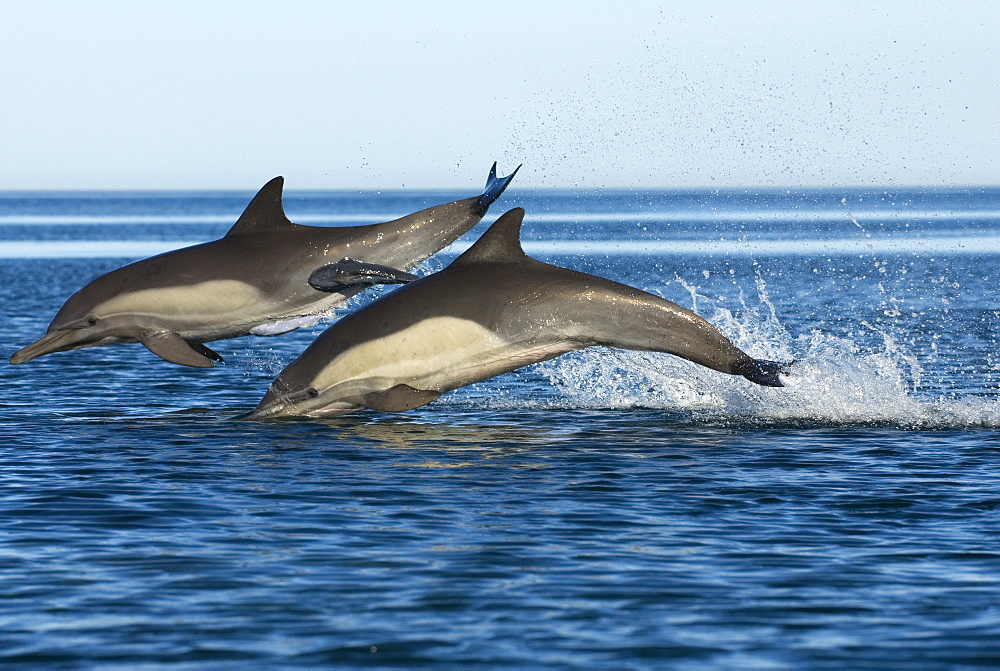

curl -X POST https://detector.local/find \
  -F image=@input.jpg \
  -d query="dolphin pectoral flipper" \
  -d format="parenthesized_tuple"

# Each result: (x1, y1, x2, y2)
(308, 258, 419, 293)
(139, 332, 220, 368)
(474, 162, 521, 215)
(357, 384, 442, 412)
(190, 342, 224, 362)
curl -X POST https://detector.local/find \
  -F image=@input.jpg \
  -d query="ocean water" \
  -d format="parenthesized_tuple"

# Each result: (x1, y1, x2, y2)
(2, 185, 999, 668)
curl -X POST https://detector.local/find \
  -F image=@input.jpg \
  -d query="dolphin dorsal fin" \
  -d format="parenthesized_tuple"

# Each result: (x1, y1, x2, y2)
(225, 176, 296, 236)
(453, 207, 528, 265)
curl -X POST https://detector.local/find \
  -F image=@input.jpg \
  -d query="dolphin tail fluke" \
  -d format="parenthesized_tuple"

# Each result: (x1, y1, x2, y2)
(139, 332, 222, 368)
(734, 358, 791, 387)
(474, 162, 521, 215)
(308, 258, 420, 293)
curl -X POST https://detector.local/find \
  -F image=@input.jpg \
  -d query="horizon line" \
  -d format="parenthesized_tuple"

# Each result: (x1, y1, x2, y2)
(1, 183, 998, 196)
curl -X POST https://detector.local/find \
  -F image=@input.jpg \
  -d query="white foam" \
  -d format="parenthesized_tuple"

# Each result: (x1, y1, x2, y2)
(533, 280, 1000, 429)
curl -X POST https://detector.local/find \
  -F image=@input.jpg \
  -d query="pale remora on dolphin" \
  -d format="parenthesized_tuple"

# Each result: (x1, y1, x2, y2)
(10, 163, 519, 368)
(252, 207, 791, 418)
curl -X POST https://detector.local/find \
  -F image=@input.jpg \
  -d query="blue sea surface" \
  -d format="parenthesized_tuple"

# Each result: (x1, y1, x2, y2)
(2, 186, 1000, 668)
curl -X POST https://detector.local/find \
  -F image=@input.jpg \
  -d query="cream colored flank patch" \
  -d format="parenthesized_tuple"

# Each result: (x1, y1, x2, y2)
(314, 316, 568, 395)
(96, 280, 265, 321)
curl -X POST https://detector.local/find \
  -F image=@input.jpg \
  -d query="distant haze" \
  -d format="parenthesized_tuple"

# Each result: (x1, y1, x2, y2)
(1, 1, 996, 190)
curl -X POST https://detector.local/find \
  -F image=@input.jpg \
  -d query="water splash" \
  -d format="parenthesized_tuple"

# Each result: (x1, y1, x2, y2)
(535, 277, 1000, 429)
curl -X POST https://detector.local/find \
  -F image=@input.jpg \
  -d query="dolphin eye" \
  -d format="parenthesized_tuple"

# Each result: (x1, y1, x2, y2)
(69, 314, 99, 329)
(288, 386, 320, 403)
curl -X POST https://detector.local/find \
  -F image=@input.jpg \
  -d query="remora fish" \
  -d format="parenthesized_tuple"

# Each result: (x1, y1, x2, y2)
(10, 163, 519, 368)
(252, 207, 790, 418)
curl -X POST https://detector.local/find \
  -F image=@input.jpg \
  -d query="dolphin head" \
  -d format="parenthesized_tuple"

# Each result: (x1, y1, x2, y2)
(250, 342, 388, 419)
(250, 373, 357, 419)
(9, 300, 134, 364)
(8, 269, 154, 366)
(251, 382, 315, 419)
(251, 357, 445, 418)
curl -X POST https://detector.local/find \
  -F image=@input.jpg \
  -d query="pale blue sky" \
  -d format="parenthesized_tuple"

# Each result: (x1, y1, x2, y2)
(1, 1, 996, 189)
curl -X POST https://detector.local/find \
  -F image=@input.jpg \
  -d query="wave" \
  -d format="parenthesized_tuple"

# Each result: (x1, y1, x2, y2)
(2, 209, 999, 226)
(0, 241, 206, 258)
(5, 235, 1000, 259)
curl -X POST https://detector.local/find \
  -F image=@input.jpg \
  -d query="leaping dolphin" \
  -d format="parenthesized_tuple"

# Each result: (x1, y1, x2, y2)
(251, 207, 790, 418)
(10, 163, 519, 368)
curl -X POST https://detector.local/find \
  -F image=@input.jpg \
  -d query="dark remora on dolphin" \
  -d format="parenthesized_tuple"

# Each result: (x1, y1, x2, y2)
(10, 163, 519, 368)
(252, 207, 791, 418)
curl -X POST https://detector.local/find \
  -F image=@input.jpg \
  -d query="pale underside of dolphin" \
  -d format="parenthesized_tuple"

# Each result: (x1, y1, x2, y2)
(252, 207, 791, 419)
(10, 163, 519, 368)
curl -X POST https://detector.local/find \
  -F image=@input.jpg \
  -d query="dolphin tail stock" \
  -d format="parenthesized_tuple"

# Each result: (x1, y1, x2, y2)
(733, 358, 792, 387)
(474, 162, 521, 215)
(308, 258, 420, 293)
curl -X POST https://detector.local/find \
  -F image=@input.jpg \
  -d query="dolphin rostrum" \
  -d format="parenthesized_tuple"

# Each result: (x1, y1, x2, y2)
(251, 207, 790, 418)
(10, 163, 519, 368)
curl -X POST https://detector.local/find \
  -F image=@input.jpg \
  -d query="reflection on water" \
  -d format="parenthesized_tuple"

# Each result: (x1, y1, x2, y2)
(344, 416, 552, 453)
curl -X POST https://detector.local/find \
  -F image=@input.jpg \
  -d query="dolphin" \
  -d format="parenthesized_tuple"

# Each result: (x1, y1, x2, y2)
(10, 163, 519, 368)
(251, 207, 790, 418)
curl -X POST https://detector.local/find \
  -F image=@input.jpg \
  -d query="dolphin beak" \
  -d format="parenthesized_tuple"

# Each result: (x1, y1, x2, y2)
(248, 399, 290, 420)
(9, 330, 77, 364)
(248, 387, 288, 420)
